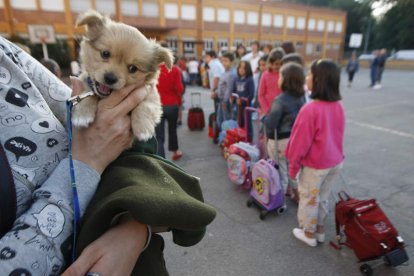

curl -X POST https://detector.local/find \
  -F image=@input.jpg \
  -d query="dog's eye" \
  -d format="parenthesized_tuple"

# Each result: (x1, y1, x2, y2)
(100, 50, 110, 59)
(128, 65, 139, 73)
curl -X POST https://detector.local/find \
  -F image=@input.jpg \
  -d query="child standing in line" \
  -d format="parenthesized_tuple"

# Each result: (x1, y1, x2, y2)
(265, 62, 306, 204)
(258, 48, 285, 117)
(252, 55, 268, 108)
(286, 60, 345, 247)
(216, 52, 236, 129)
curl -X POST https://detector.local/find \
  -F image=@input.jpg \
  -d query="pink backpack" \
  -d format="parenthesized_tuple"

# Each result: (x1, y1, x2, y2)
(227, 142, 259, 190)
(247, 159, 286, 220)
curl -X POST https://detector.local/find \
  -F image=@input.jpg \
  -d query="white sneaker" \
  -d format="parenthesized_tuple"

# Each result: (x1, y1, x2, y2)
(292, 228, 317, 247)
(373, 84, 381, 89)
(315, 232, 325, 243)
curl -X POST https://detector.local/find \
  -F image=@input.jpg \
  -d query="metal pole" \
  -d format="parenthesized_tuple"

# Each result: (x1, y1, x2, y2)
(363, 17, 371, 54)
(42, 42, 49, 60)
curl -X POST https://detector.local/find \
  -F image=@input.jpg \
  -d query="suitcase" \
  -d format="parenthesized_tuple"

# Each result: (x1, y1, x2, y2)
(187, 92, 205, 130)
(226, 142, 260, 190)
(331, 191, 409, 275)
(247, 128, 286, 220)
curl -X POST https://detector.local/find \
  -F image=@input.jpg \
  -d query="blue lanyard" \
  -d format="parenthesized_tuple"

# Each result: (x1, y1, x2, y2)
(66, 100, 81, 263)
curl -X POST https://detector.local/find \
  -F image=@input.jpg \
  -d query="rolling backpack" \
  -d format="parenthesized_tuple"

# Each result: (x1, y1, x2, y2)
(226, 142, 260, 190)
(332, 191, 409, 275)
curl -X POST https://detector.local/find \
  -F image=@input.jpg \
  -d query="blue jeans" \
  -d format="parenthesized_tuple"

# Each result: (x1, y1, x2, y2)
(370, 66, 377, 86)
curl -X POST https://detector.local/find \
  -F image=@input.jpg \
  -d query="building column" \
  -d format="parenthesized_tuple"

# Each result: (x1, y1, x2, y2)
(196, 0, 203, 58)
(64, 0, 76, 60)
(3, 0, 14, 37)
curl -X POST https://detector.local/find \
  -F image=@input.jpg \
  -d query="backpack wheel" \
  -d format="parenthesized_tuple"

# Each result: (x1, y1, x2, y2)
(277, 205, 287, 215)
(246, 197, 253, 207)
(360, 264, 373, 276)
(259, 210, 268, 220)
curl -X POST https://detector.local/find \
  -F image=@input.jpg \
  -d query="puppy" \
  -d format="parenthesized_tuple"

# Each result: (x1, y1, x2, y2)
(72, 10, 173, 141)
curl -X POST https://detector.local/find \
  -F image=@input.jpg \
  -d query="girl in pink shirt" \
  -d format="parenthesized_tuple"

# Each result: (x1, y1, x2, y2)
(285, 60, 345, 247)
(258, 48, 284, 116)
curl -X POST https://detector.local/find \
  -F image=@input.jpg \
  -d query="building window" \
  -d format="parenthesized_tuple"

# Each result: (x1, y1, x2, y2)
(183, 39, 195, 56)
(247, 11, 258, 26)
(121, 0, 139, 16)
(71, 0, 91, 12)
(262, 13, 271, 27)
(166, 37, 178, 53)
(218, 39, 228, 52)
(273, 14, 283, 28)
(306, 42, 313, 55)
(287, 16, 295, 29)
(142, 2, 159, 17)
(217, 8, 229, 23)
(317, 19, 325, 32)
(203, 7, 215, 22)
(181, 4, 196, 20)
(296, 41, 303, 49)
(297, 17, 305, 30)
(325, 43, 332, 50)
(233, 39, 244, 48)
(96, 0, 115, 15)
(40, 0, 64, 11)
(333, 44, 340, 50)
(11, 0, 36, 10)
(274, 41, 282, 47)
(327, 21, 334, 32)
(315, 43, 322, 54)
(335, 22, 343, 33)
(204, 39, 213, 51)
(308, 18, 316, 30)
(234, 10, 245, 24)
(165, 3, 178, 19)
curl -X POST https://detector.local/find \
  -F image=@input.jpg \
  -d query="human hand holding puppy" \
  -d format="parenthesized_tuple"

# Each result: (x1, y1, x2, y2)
(70, 77, 146, 174)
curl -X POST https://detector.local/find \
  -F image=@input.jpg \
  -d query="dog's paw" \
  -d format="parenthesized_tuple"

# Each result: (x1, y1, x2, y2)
(71, 113, 94, 128)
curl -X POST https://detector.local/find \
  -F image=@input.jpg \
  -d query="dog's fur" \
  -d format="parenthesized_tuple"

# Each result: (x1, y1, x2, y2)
(72, 11, 173, 141)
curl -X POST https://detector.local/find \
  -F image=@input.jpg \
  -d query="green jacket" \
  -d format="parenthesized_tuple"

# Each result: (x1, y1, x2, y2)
(76, 138, 216, 274)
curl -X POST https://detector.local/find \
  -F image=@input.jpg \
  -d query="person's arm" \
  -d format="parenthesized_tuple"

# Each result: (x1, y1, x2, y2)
(285, 106, 315, 179)
(258, 73, 268, 113)
(247, 78, 255, 103)
(265, 99, 283, 139)
(0, 80, 147, 275)
(63, 215, 149, 276)
(174, 67, 184, 97)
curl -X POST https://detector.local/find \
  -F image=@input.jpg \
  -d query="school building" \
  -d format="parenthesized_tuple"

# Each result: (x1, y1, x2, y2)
(0, 0, 346, 61)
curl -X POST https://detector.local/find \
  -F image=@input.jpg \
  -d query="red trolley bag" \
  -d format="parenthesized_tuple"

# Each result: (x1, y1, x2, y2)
(222, 97, 249, 152)
(331, 191, 409, 275)
(187, 92, 205, 130)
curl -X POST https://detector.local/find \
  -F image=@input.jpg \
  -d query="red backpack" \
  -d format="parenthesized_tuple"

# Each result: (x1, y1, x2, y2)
(333, 191, 408, 268)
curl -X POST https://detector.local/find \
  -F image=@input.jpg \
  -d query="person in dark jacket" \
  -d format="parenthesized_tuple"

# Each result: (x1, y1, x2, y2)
(265, 62, 306, 203)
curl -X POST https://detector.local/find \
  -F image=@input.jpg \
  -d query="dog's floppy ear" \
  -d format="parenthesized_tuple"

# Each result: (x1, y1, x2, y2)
(76, 10, 107, 40)
(153, 44, 174, 70)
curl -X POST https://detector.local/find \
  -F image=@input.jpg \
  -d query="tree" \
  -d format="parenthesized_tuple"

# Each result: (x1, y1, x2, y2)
(374, 0, 414, 50)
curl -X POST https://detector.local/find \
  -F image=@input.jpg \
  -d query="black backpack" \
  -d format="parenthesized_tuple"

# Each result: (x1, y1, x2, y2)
(0, 142, 16, 237)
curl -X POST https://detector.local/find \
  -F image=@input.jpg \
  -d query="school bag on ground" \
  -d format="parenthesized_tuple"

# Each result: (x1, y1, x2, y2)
(226, 142, 260, 190)
(187, 92, 205, 130)
(331, 191, 409, 276)
(222, 97, 249, 155)
(247, 128, 286, 220)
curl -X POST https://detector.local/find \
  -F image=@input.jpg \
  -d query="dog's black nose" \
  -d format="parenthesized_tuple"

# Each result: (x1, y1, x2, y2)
(104, 72, 118, 85)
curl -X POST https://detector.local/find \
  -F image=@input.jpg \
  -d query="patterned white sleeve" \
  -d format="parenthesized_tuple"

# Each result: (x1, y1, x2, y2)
(0, 37, 100, 275)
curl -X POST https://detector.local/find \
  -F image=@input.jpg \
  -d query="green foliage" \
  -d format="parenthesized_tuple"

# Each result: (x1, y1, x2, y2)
(374, 0, 414, 50)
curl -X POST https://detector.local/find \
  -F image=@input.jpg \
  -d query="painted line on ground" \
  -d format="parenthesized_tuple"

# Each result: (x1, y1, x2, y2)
(347, 119, 414, 140)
